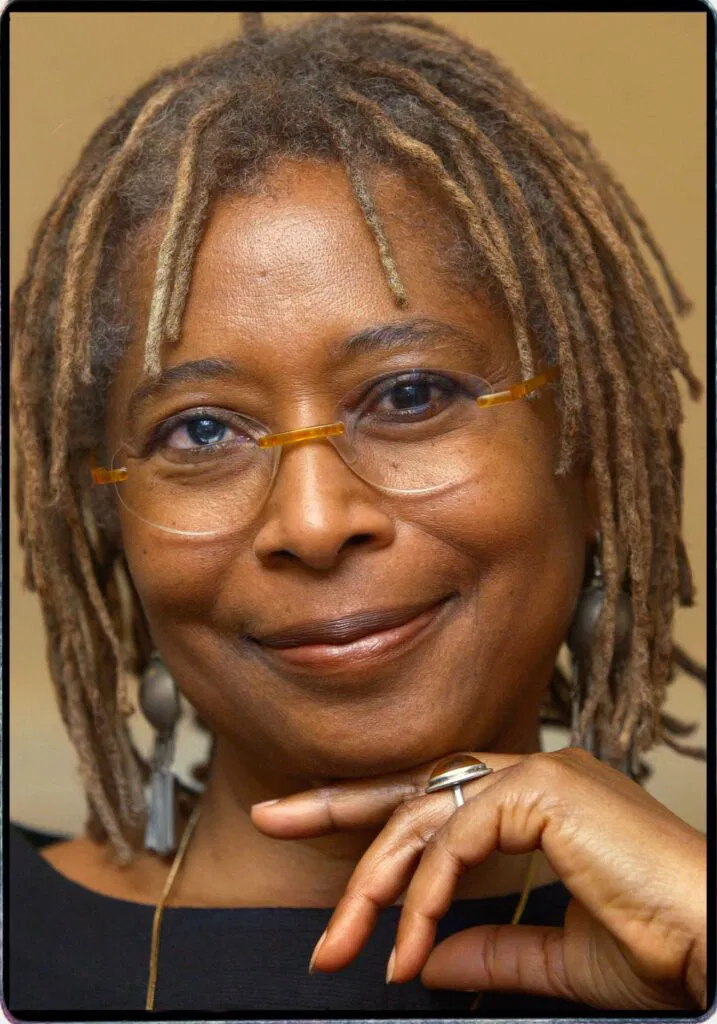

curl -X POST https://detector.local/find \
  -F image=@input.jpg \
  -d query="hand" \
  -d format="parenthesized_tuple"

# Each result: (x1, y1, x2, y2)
(251, 747, 707, 1010)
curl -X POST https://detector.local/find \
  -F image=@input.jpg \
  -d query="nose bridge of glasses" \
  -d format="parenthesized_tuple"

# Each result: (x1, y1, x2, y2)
(257, 417, 373, 509)
(257, 421, 346, 450)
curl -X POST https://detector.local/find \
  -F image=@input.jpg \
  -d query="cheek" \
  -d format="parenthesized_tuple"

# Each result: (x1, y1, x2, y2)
(119, 516, 240, 629)
(404, 428, 587, 628)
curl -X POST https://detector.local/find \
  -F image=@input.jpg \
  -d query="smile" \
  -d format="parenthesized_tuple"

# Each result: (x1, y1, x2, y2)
(248, 595, 455, 673)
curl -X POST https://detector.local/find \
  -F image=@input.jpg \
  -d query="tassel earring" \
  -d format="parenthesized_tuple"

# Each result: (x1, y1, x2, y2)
(567, 533, 634, 771)
(140, 653, 182, 854)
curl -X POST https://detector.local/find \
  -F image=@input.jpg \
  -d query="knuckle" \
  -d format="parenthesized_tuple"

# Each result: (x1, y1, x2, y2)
(560, 745, 596, 763)
(340, 882, 376, 913)
(317, 786, 344, 831)
(521, 750, 569, 786)
(549, 746, 601, 781)
(391, 797, 418, 826)
(391, 798, 432, 846)
(541, 929, 580, 1002)
(428, 827, 462, 867)
(482, 923, 502, 982)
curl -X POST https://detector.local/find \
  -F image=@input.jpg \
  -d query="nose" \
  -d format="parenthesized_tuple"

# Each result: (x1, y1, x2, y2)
(252, 438, 395, 571)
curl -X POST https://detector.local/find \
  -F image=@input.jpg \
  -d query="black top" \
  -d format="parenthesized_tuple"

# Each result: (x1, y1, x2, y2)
(8, 822, 599, 1018)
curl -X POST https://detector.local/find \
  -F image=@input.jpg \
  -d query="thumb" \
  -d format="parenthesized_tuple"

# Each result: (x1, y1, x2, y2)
(420, 924, 578, 1002)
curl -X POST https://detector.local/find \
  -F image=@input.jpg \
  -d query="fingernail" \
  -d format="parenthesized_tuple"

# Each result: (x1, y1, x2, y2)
(308, 930, 327, 974)
(252, 798, 281, 809)
(385, 946, 396, 984)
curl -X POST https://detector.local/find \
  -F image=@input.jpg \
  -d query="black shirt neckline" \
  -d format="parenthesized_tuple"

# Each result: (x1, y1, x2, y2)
(13, 820, 566, 913)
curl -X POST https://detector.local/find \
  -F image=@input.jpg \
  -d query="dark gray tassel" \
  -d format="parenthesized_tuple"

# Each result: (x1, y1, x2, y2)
(146, 733, 177, 854)
(140, 654, 181, 855)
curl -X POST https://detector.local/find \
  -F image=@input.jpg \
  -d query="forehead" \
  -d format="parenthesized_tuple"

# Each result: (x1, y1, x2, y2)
(112, 159, 514, 401)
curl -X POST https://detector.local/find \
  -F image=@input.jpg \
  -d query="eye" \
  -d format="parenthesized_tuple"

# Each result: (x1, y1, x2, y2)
(169, 415, 230, 449)
(144, 408, 256, 460)
(365, 372, 461, 420)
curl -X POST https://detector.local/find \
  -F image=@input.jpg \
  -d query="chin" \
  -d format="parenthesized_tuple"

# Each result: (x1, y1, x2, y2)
(280, 718, 486, 783)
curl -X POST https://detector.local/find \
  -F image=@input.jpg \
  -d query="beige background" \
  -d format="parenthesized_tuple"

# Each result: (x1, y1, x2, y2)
(10, 12, 708, 834)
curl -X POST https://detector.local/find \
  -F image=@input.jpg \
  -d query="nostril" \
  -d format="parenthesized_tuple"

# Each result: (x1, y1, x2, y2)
(343, 533, 374, 549)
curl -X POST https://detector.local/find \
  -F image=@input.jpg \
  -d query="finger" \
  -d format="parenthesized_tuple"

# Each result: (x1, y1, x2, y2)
(390, 768, 548, 981)
(310, 762, 522, 973)
(250, 752, 522, 837)
(311, 794, 452, 972)
(420, 923, 579, 1003)
(250, 774, 424, 837)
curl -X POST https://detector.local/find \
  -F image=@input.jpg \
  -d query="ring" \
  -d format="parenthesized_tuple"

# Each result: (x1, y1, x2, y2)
(425, 753, 494, 808)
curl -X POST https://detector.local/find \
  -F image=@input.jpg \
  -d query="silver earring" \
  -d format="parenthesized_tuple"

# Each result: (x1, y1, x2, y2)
(140, 653, 182, 854)
(567, 533, 634, 771)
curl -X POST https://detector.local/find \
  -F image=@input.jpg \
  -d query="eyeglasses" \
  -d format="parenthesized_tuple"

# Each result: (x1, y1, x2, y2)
(92, 365, 560, 537)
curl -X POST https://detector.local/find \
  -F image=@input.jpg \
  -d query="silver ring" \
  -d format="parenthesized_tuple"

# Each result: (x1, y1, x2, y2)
(425, 754, 494, 808)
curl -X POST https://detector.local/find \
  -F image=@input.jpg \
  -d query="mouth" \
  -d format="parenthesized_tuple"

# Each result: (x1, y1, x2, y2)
(248, 595, 455, 673)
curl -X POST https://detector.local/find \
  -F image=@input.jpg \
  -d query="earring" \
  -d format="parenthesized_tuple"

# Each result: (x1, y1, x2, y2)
(139, 653, 182, 854)
(567, 533, 633, 770)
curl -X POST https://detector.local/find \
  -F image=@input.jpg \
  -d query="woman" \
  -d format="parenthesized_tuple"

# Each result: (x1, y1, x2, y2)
(9, 11, 708, 1016)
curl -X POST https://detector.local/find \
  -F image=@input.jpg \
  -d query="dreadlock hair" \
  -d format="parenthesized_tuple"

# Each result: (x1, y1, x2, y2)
(11, 11, 706, 862)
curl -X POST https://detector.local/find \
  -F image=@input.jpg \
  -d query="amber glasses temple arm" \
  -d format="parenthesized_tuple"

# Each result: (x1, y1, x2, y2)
(90, 455, 128, 485)
(475, 366, 560, 408)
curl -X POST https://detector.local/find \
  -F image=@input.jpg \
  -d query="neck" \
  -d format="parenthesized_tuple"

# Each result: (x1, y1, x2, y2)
(171, 723, 558, 908)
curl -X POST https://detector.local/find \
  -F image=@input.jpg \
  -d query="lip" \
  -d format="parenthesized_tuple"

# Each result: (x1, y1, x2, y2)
(250, 595, 454, 672)
(254, 599, 449, 647)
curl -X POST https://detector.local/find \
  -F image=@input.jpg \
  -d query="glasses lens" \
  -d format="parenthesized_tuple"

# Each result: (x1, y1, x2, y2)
(111, 433, 275, 536)
(334, 370, 494, 493)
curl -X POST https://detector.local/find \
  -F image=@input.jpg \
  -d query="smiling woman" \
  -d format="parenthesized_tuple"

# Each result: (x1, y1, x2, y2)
(8, 9, 709, 1018)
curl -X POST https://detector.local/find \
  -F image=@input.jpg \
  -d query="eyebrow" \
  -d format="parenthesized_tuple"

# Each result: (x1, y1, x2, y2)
(127, 358, 239, 420)
(335, 317, 479, 361)
(126, 318, 481, 417)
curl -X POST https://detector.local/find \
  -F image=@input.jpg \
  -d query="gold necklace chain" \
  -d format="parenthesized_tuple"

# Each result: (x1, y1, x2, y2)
(146, 802, 202, 1011)
(145, 806, 539, 1013)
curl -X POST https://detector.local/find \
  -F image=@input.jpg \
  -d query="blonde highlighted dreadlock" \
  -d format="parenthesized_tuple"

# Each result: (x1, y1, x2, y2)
(11, 12, 705, 861)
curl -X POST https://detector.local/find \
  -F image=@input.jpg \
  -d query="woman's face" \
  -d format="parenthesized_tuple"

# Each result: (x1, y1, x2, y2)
(107, 159, 594, 786)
